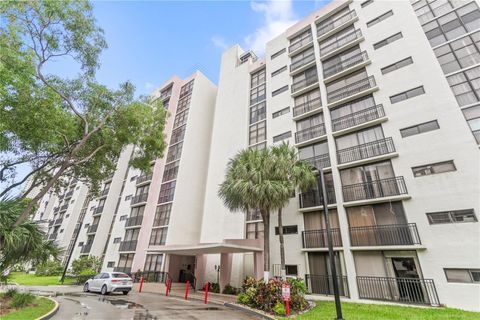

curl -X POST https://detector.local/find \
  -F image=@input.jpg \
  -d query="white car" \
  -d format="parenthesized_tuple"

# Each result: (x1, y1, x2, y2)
(83, 272, 133, 295)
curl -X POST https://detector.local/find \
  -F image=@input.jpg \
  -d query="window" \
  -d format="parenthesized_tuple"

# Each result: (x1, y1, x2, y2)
(361, 0, 373, 8)
(316, 7, 351, 35)
(272, 66, 287, 77)
(249, 121, 266, 145)
(413, 0, 464, 24)
(166, 142, 183, 163)
(113, 237, 121, 244)
(130, 176, 137, 182)
(290, 29, 312, 52)
(246, 222, 264, 239)
(130, 205, 145, 217)
(149, 227, 168, 245)
(251, 69, 266, 88)
(84, 223, 90, 228)
(292, 66, 318, 92)
(285, 265, 298, 276)
(107, 261, 115, 268)
(173, 109, 188, 128)
(144, 254, 163, 271)
(412, 160, 456, 177)
(434, 31, 480, 74)
(335, 125, 384, 150)
(246, 209, 262, 222)
(444, 269, 480, 283)
(272, 85, 289, 97)
(158, 181, 176, 203)
(367, 10, 393, 27)
(153, 204, 171, 227)
(179, 79, 194, 98)
(273, 131, 292, 143)
(447, 65, 480, 106)
(78, 242, 84, 247)
(390, 86, 425, 104)
(59, 229, 64, 233)
(117, 253, 134, 272)
(298, 141, 329, 162)
(274, 225, 298, 235)
(400, 120, 439, 137)
(162, 160, 179, 182)
(250, 101, 266, 124)
(250, 83, 266, 105)
(290, 47, 315, 71)
(381, 57, 413, 74)
(271, 48, 286, 60)
(322, 45, 363, 78)
(462, 104, 480, 143)
(119, 215, 127, 221)
(170, 126, 186, 144)
(427, 209, 477, 224)
(373, 32, 403, 50)
(125, 195, 132, 201)
(272, 107, 290, 118)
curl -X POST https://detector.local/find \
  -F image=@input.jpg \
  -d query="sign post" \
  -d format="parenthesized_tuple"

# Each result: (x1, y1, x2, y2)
(282, 283, 291, 316)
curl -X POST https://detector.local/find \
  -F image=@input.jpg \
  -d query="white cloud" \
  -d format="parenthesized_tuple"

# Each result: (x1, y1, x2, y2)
(211, 36, 229, 50)
(244, 0, 298, 55)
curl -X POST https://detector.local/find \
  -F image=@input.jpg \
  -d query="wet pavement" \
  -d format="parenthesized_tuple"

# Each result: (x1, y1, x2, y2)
(22, 286, 257, 320)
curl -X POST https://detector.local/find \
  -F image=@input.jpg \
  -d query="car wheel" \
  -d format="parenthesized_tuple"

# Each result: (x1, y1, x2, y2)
(122, 291, 129, 295)
(83, 283, 89, 292)
(101, 285, 108, 295)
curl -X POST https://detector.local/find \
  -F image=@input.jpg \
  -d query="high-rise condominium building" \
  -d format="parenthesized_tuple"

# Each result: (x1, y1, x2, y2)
(34, 0, 480, 312)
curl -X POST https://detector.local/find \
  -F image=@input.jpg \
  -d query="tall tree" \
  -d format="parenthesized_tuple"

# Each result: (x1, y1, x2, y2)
(0, 1, 168, 227)
(218, 148, 291, 280)
(270, 143, 316, 279)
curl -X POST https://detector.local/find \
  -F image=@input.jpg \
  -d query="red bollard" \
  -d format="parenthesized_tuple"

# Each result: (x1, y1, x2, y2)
(286, 300, 290, 316)
(185, 281, 190, 300)
(139, 276, 144, 293)
(204, 282, 209, 304)
(165, 279, 170, 296)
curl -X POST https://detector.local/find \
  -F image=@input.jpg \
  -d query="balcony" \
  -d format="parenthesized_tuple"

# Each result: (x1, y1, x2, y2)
(48, 220, 54, 227)
(331, 104, 385, 132)
(53, 207, 59, 213)
(317, 9, 357, 40)
(342, 177, 408, 203)
(327, 76, 376, 104)
(100, 188, 110, 197)
(299, 188, 336, 209)
(113, 267, 132, 274)
(302, 229, 342, 248)
(295, 124, 326, 144)
(293, 97, 322, 118)
(319, 29, 363, 59)
(93, 206, 104, 215)
(357, 276, 440, 306)
(289, 33, 313, 54)
(87, 224, 98, 234)
(305, 274, 350, 297)
(125, 215, 144, 228)
(81, 243, 92, 254)
(290, 52, 316, 73)
(337, 137, 396, 165)
(300, 154, 331, 171)
(53, 218, 63, 226)
(350, 223, 421, 247)
(131, 193, 148, 205)
(323, 51, 369, 80)
(291, 75, 318, 95)
(48, 233, 58, 240)
(65, 190, 74, 198)
(136, 173, 153, 185)
(119, 240, 138, 252)
(59, 204, 68, 212)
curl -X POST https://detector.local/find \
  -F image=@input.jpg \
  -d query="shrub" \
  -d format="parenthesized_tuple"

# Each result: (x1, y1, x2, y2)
(222, 284, 240, 295)
(205, 282, 220, 293)
(35, 260, 64, 276)
(71, 256, 102, 276)
(273, 301, 286, 316)
(5, 288, 18, 298)
(10, 292, 35, 308)
(76, 268, 96, 284)
(237, 293, 250, 305)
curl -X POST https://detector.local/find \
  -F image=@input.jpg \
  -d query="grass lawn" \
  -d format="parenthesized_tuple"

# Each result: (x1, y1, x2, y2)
(295, 301, 480, 320)
(1, 297, 55, 320)
(8, 272, 75, 286)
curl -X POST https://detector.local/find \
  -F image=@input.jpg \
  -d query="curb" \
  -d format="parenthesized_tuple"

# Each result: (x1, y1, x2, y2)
(35, 296, 59, 320)
(224, 303, 276, 320)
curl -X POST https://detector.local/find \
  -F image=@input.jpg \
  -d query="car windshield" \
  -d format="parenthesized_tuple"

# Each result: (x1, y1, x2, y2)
(112, 273, 130, 278)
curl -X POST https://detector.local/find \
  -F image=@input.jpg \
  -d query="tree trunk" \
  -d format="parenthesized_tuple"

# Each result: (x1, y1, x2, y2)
(261, 208, 270, 281)
(278, 208, 286, 280)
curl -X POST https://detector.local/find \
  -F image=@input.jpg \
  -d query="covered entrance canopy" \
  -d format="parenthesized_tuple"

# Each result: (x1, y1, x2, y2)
(147, 242, 263, 255)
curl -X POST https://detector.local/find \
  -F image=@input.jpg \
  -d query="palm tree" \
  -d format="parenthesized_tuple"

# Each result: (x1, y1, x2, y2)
(0, 197, 59, 277)
(218, 148, 290, 280)
(271, 143, 316, 279)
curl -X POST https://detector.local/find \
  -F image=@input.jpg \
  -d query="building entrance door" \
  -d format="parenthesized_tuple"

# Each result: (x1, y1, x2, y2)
(391, 257, 424, 303)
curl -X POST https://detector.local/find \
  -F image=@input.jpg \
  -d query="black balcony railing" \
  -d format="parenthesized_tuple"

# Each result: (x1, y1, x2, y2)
(350, 223, 421, 247)
(135, 271, 172, 284)
(114, 266, 132, 274)
(48, 233, 58, 240)
(136, 174, 153, 185)
(342, 176, 408, 202)
(320, 29, 362, 57)
(289, 34, 313, 53)
(317, 10, 357, 38)
(291, 75, 318, 94)
(81, 243, 92, 254)
(327, 76, 376, 103)
(119, 240, 138, 252)
(299, 188, 336, 208)
(300, 154, 331, 171)
(331, 104, 385, 132)
(125, 215, 144, 228)
(54, 218, 63, 225)
(93, 206, 104, 215)
(357, 276, 440, 306)
(337, 137, 395, 164)
(323, 51, 369, 78)
(302, 229, 342, 248)
(131, 193, 148, 205)
(295, 124, 326, 144)
(305, 274, 350, 297)
(293, 97, 322, 117)
(87, 224, 98, 234)
(290, 52, 316, 72)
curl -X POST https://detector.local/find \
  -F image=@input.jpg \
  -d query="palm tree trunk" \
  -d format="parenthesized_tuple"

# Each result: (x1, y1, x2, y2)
(278, 208, 286, 280)
(261, 208, 270, 280)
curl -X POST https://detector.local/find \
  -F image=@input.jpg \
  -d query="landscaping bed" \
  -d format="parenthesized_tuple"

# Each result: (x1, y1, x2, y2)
(0, 289, 56, 320)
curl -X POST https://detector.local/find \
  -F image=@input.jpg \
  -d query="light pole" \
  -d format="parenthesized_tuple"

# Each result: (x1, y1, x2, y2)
(316, 168, 343, 320)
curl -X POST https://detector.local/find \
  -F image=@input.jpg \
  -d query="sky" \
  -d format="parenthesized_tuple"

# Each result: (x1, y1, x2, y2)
(83, 0, 332, 96)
